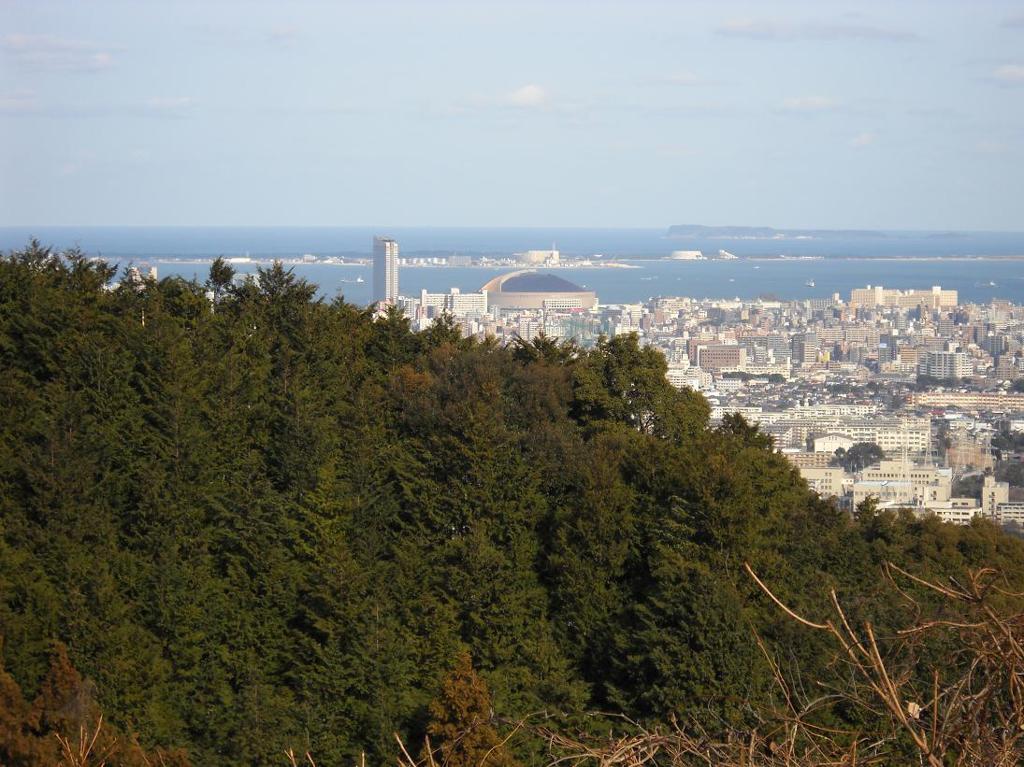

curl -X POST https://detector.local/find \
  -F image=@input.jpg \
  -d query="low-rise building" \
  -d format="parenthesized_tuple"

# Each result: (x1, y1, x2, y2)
(812, 434, 855, 454)
(800, 466, 850, 497)
(852, 461, 953, 507)
(785, 451, 834, 469)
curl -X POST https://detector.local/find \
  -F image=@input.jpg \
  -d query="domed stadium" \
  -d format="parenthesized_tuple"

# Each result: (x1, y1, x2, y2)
(480, 270, 598, 310)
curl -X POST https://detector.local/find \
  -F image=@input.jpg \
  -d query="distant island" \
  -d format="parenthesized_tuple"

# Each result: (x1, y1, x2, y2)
(668, 224, 895, 240)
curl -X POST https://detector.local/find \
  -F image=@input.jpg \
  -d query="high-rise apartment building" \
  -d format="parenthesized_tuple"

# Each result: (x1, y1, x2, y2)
(373, 236, 399, 304)
(920, 349, 972, 379)
(791, 332, 819, 365)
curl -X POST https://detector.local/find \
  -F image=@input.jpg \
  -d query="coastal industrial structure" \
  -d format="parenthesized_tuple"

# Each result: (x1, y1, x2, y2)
(479, 270, 598, 310)
(517, 249, 560, 265)
(372, 236, 399, 304)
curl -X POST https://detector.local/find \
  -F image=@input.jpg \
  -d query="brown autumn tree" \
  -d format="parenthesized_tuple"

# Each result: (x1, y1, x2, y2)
(0, 651, 52, 767)
(0, 641, 189, 767)
(423, 651, 516, 767)
(31, 643, 98, 743)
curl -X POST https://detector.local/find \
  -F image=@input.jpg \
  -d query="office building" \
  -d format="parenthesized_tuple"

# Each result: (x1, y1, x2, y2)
(695, 344, 746, 373)
(982, 475, 1010, 517)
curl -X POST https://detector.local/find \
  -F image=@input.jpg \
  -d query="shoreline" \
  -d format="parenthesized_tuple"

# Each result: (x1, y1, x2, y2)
(151, 258, 644, 269)
(147, 254, 1024, 267)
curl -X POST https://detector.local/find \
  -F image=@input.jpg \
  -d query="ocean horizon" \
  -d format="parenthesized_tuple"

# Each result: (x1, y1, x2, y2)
(4, 226, 1024, 305)
(3, 225, 1024, 261)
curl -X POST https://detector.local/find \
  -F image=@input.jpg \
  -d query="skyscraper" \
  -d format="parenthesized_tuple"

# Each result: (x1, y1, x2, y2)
(372, 236, 399, 305)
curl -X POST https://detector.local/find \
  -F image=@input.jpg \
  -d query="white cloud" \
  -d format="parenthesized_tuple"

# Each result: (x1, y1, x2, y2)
(780, 95, 837, 112)
(504, 84, 548, 108)
(1, 34, 115, 72)
(717, 18, 916, 41)
(850, 131, 876, 148)
(992, 64, 1024, 84)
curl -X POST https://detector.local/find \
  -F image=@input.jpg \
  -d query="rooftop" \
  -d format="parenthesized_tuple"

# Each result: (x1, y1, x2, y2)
(482, 270, 588, 293)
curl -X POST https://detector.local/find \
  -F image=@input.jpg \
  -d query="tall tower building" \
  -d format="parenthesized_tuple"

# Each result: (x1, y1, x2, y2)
(372, 236, 399, 304)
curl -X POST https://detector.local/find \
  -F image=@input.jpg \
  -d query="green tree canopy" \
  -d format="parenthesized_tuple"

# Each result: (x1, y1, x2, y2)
(2, 242, 1024, 765)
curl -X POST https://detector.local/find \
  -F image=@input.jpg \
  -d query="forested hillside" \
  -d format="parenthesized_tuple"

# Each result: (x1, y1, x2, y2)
(3, 241, 1024, 765)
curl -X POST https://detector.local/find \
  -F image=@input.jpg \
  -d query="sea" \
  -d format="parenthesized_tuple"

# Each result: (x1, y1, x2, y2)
(3, 226, 1024, 305)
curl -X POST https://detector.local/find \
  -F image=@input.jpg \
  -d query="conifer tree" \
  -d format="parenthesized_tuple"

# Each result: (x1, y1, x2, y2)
(5, 240, 1024, 765)
(423, 651, 514, 767)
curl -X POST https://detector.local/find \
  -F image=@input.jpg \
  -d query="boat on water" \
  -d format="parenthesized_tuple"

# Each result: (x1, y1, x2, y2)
(805, 280, 816, 287)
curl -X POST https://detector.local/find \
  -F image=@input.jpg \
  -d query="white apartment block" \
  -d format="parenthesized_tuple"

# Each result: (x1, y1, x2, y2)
(921, 350, 972, 379)
(849, 285, 958, 310)
(419, 288, 489, 317)
(761, 416, 930, 454)
(910, 391, 1024, 412)
(667, 367, 711, 391)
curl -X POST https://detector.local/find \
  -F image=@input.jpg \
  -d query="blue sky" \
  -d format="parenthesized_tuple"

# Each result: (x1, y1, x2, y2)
(1, 0, 1023, 230)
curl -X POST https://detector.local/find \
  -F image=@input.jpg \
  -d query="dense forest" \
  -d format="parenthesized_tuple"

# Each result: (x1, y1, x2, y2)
(3, 241, 1024, 765)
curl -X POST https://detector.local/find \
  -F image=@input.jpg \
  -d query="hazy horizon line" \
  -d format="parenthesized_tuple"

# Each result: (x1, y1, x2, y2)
(3, 224, 1024, 235)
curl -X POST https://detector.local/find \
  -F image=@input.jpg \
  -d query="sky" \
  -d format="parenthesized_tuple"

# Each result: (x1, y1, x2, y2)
(1, 0, 1023, 230)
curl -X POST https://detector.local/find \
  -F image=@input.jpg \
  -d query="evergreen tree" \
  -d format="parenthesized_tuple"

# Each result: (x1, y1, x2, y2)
(423, 651, 515, 767)
(3, 240, 1024, 765)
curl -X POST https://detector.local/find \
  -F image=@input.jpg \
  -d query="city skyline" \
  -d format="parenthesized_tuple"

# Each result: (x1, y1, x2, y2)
(5, 3, 1024, 761)
(2, 1, 1023, 230)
